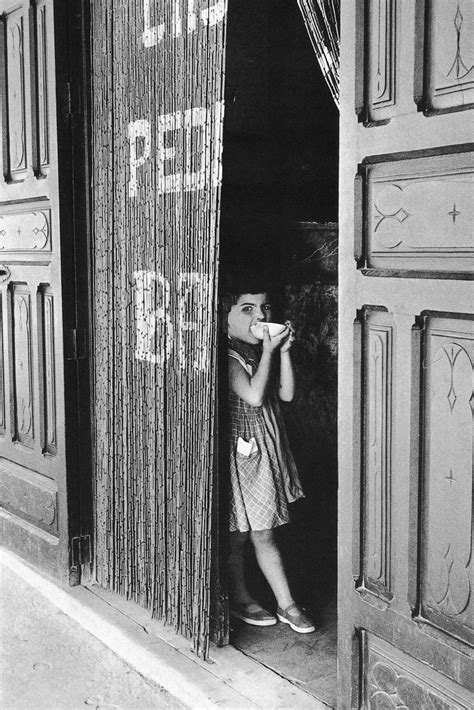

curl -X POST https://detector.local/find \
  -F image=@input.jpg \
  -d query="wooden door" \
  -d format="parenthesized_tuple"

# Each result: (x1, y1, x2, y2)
(338, 1, 473, 707)
(0, 0, 90, 582)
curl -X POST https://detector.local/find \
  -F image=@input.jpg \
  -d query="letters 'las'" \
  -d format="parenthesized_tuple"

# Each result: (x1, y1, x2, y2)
(142, 0, 227, 47)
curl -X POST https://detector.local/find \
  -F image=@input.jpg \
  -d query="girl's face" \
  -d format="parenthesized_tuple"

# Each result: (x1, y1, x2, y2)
(227, 292, 272, 344)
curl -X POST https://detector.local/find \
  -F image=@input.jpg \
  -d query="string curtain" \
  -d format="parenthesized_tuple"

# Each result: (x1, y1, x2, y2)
(297, 0, 340, 109)
(91, 0, 227, 658)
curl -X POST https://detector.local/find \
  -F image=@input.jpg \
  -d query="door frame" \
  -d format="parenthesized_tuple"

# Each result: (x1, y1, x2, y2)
(53, 0, 93, 584)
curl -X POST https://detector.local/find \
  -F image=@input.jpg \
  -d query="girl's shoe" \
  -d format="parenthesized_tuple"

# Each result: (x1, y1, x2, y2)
(231, 603, 277, 626)
(277, 603, 316, 633)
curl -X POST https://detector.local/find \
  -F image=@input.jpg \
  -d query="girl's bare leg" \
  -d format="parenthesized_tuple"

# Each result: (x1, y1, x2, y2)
(250, 529, 294, 610)
(228, 530, 255, 607)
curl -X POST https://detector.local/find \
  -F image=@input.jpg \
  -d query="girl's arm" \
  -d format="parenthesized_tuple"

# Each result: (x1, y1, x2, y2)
(229, 351, 272, 407)
(229, 326, 289, 407)
(279, 350, 295, 402)
(278, 321, 295, 402)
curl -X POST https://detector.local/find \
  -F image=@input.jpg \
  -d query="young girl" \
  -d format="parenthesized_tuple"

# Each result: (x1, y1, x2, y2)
(226, 282, 315, 634)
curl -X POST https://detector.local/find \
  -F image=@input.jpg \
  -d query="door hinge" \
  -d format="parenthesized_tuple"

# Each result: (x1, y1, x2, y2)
(65, 329, 87, 360)
(66, 80, 82, 116)
(70, 534, 92, 585)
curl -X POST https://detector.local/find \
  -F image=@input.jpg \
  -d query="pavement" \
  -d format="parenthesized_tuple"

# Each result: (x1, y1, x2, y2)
(0, 563, 183, 710)
(0, 549, 329, 710)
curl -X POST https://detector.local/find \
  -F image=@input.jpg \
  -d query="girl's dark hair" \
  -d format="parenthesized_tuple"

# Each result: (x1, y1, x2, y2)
(219, 269, 281, 332)
(224, 272, 271, 301)
(220, 269, 279, 306)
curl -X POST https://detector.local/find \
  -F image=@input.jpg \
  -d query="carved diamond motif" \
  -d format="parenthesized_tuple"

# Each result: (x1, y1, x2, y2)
(454, 6, 463, 33)
(395, 207, 410, 223)
(447, 3, 473, 80)
(373, 205, 411, 232)
(0, 210, 50, 251)
(447, 383, 457, 412)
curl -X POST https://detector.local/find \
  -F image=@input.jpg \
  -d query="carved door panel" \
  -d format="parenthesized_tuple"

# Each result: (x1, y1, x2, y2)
(0, 0, 88, 580)
(339, 1, 473, 707)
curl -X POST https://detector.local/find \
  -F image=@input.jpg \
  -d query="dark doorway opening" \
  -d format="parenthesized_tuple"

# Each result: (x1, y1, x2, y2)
(219, 2, 338, 706)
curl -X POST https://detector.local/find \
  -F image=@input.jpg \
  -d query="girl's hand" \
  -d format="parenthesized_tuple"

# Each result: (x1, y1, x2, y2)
(261, 324, 290, 353)
(280, 321, 295, 353)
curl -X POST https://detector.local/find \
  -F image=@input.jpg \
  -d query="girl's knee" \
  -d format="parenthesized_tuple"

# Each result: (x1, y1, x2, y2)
(230, 530, 250, 548)
(250, 528, 275, 547)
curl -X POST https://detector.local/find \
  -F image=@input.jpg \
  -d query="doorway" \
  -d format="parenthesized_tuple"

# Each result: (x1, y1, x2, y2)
(218, 2, 339, 706)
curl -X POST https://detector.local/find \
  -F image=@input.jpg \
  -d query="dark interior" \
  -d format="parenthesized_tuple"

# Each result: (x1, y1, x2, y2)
(219, 1, 338, 705)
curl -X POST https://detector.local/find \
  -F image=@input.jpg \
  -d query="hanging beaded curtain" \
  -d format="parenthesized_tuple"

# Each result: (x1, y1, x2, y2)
(91, 0, 227, 657)
(297, 0, 340, 108)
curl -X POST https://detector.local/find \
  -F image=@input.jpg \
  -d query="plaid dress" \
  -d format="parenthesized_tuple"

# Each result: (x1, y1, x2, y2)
(228, 339, 304, 532)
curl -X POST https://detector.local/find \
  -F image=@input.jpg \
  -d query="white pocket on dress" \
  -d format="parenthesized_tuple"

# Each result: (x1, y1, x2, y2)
(236, 436, 258, 457)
